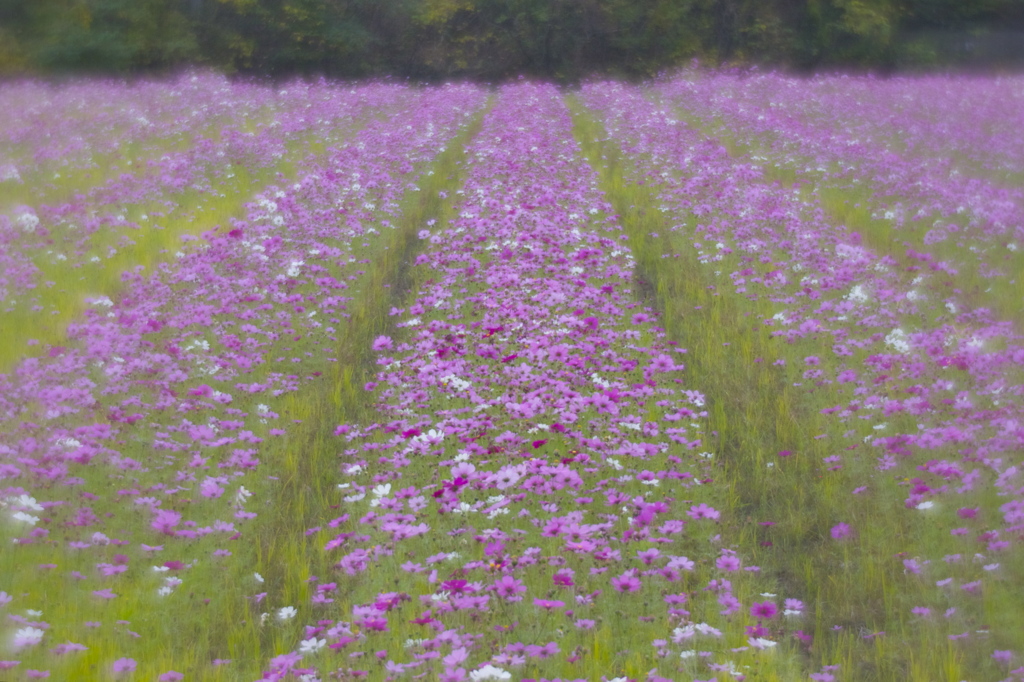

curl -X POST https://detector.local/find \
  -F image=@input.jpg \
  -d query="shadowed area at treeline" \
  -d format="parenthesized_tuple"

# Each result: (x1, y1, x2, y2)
(1, 0, 1023, 80)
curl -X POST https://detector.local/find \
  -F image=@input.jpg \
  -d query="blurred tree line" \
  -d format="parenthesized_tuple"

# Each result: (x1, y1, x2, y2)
(1, 0, 1022, 78)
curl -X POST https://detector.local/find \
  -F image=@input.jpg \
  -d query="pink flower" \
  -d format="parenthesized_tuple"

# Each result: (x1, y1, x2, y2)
(687, 503, 720, 521)
(750, 601, 778, 620)
(718, 593, 741, 616)
(610, 571, 642, 593)
(158, 673, 185, 682)
(112, 658, 137, 674)
(493, 576, 526, 602)
(151, 510, 181, 535)
(50, 642, 87, 655)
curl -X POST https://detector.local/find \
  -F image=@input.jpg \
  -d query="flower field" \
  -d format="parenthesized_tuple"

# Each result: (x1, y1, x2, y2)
(0, 73, 1022, 682)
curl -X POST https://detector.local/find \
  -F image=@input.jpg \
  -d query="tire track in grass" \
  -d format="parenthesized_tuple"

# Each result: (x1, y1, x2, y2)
(236, 103, 490, 679)
(569, 97, 1020, 681)
(568, 95, 847, 670)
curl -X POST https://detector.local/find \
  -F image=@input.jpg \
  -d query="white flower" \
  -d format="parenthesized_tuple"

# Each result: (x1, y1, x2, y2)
(469, 665, 512, 681)
(11, 512, 39, 525)
(13, 626, 45, 648)
(372, 484, 391, 498)
(748, 636, 777, 649)
(846, 285, 869, 302)
(254, 572, 264, 583)
(414, 429, 444, 445)
(884, 328, 911, 354)
(299, 637, 326, 654)
(10, 494, 43, 511)
(916, 501, 936, 511)
(278, 606, 297, 621)
(15, 211, 39, 233)
(0, 164, 21, 182)
(235, 486, 253, 506)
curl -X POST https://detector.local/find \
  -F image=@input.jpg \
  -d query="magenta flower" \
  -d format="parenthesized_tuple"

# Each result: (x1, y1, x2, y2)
(831, 522, 852, 540)
(533, 598, 565, 610)
(553, 569, 575, 587)
(750, 601, 778, 620)
(158, 673, 185, 682)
